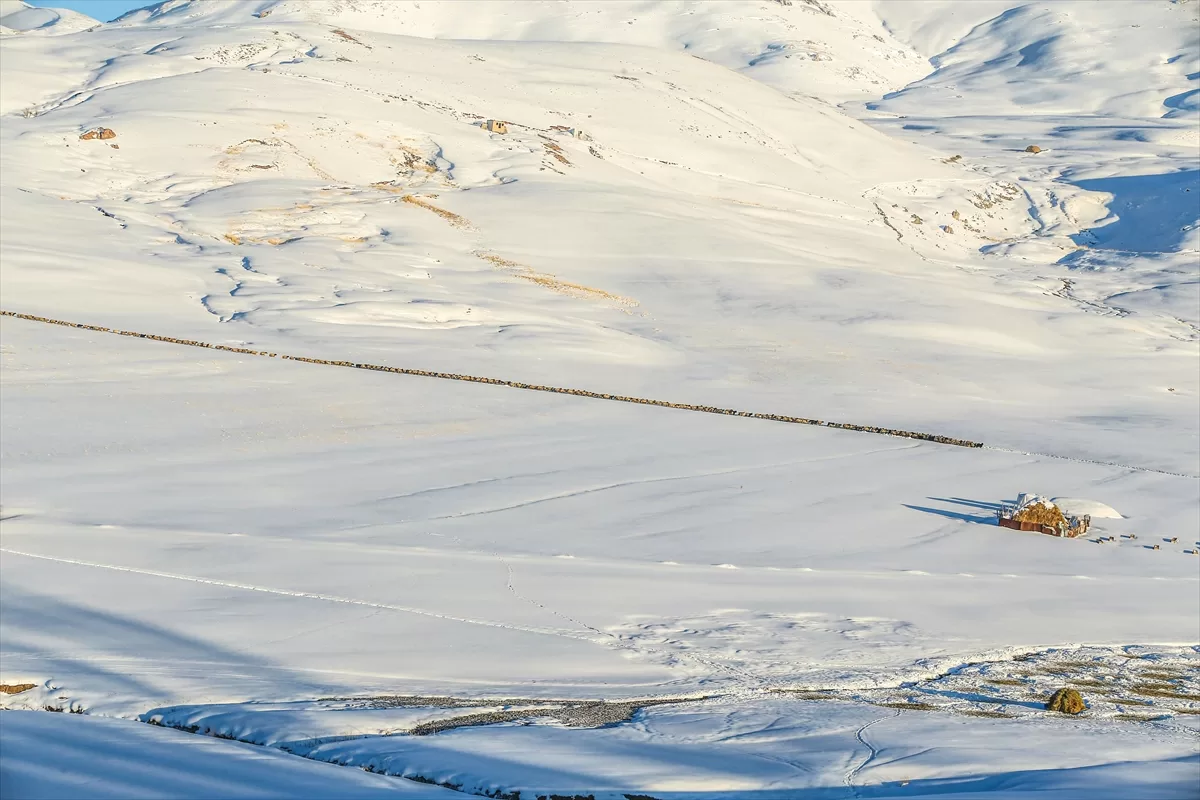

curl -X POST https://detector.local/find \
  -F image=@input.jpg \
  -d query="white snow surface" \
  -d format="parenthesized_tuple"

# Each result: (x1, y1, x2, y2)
(1051, 497, 1124, 520)
(1, 1, 1198, 798)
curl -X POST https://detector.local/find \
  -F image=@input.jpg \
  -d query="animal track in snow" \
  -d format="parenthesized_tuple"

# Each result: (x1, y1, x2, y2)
(608, 610, 938, 686)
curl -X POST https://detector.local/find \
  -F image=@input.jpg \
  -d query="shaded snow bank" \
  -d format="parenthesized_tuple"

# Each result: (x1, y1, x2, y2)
(0, 711, 457, 798)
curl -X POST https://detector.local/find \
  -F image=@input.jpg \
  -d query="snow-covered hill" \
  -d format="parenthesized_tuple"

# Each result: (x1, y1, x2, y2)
(0, 0, 96, 35)
(111, 0, 932, 104)
(1, 2, 1197, 797)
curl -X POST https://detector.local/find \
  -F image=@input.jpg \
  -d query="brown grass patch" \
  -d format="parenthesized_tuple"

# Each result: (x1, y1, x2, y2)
(475, 252, 522, 269)
(0, 683, 36, 694)
(516, 272, 636, 305)
(878, 702, 937, 711)
(1066, 679, 1112, 688)
(401, 195, 470, 228)
(986, 679, 1026, 686)
(1141, 669, 1192, 681)
(385, 145, 439, 175)
(224, 138, 270, 155)
(959, 709, 1011, 718)
(1112, 714, 1159, 722)
(1170, 707, 1200, 714)
(542, 141, 571, 166)
(331, 29, 369, 48)
(474, 252, 637, 306)
(777, 690, 839, 700)
(1047, 660, 1102, 670)
(1129, 684, 1200, 701)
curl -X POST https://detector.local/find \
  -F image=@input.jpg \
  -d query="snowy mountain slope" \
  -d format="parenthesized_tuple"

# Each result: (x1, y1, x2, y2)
(870, 0, 1026, 60)
(873, 0, 1199, 119)
(1, 2, 1198, 797)
(0, 1, 101, 112)
(0, 0, 97, 35)
(857, 0, 1199, 333)
(113, 0, 932, 104)
(1, 1, 1196, 471)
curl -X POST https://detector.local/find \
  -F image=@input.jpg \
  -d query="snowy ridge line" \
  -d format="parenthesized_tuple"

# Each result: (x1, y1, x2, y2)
(0, 548, 599, 643)
(1, 310, 983, 448)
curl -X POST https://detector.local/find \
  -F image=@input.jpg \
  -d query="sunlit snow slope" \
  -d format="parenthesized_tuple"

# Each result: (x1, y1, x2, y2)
(1, 1, 1198, 798)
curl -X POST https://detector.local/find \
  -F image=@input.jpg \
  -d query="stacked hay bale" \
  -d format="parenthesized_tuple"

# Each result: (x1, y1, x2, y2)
(1012, 499, 1068, 529)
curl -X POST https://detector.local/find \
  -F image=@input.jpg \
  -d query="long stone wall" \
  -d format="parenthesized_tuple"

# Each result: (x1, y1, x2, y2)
(0, 310, 985, 449)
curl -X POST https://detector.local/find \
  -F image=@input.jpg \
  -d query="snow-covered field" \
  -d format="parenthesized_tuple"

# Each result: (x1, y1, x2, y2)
(1, 1, 1197, 797)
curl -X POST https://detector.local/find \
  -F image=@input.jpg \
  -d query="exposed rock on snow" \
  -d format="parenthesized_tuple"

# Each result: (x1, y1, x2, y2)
(78, 126, 115, 140)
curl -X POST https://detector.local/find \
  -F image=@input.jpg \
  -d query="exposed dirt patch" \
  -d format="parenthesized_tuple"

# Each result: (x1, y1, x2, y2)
(224, 138, 271, 155)
(331, 28, 370, 48)
(541, 138, 572, 166)
(401, 195, 470, 228)
(474, 251, 637, 306)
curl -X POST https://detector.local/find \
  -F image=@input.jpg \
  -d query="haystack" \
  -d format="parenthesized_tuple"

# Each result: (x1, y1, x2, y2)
(1012, 500, 1067, 529)
(1045, 687, 1086, 714)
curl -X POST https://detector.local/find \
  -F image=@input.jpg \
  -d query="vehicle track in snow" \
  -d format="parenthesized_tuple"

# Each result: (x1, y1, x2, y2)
(2, 310, 1194, 478)
(0, 548, 599, 645)
(0, 546, 766, 688)
(844, 708, 902, 798)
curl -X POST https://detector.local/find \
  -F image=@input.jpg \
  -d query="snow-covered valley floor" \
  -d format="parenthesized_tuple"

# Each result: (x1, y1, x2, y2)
(1, 1, 1198, 798)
